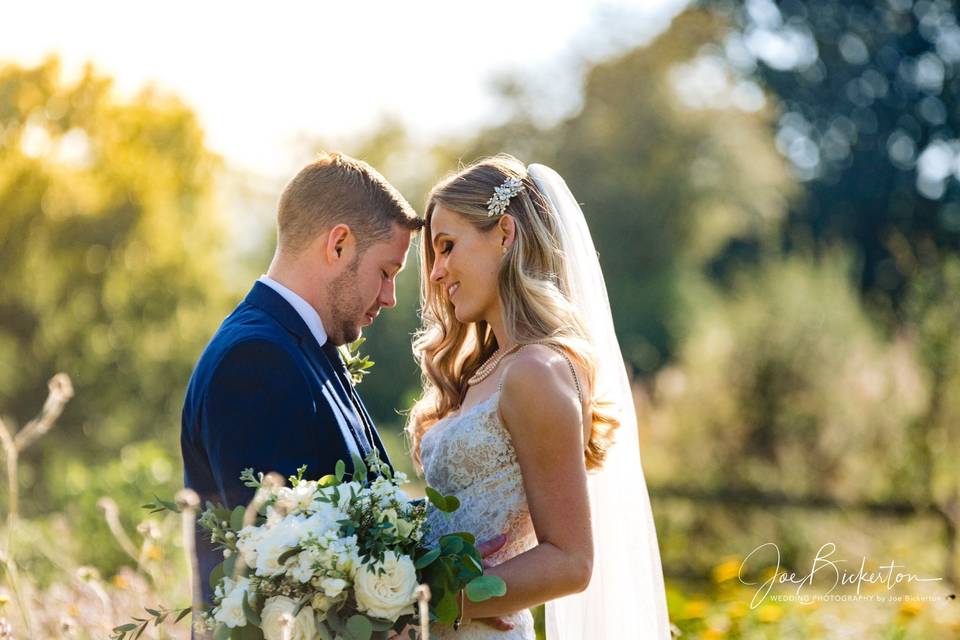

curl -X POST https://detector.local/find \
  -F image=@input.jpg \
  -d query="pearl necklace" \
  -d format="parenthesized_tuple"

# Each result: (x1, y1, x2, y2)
(466, 344, 523, 386)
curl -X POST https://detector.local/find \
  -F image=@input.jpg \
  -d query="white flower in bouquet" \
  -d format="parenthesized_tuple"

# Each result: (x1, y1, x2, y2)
(273, 480, 320, 515)
(303, 501, 347, 534)
(260, 596, 317, 640)
(236, 524, 265, 567)
(319, 576, 348, 598)
(309, 530, 361, 575)
(289, 546, 322, 584)
(353, 550, 418, 621)
(255, 515, 309, 577)
(321, 481, 364, 511)
(370, 475, 408, 509)
(308, 577, 349, 617)
(380, 507, 416, 539)
(212, 576, 249, 629)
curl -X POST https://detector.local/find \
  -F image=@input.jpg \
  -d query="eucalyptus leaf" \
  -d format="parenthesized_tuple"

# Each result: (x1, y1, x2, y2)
(213, 623, 231, 640)
(232, 624, 265, 640)
(318, 474, 338, 487)
(435, 589, 459, 624)
(346, 614, 373, 640)
(448, 531, 476, 545)
(209, 561, 225, 590)
(368, 617, 395, 631)
(466, 575, 507, 602)
(230, 505, 246, 531)
(223, 553, 237, 579)
(316, 621, 334, 640)
(242, 591, 261, 626)
(414, 547, 441, 569)
(336, 460, 346, 482)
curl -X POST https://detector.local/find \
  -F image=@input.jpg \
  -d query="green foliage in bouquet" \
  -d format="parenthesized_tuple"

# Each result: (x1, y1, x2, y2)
(416, 487, 507, 625)
(114, 453, 506, 640)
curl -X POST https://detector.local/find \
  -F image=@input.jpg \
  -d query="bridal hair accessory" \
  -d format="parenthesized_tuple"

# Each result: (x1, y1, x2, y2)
(486, 176, 525, 216)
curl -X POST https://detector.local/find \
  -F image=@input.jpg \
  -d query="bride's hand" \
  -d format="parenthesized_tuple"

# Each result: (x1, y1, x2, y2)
(474, 534, 515, 632)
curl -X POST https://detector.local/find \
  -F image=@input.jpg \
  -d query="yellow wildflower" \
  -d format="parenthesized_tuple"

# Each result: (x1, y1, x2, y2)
(757, 604, 783, 623)
(898, 600, 923, 618)
(711, 559, 741, 584)
(683, 600, 709, 619)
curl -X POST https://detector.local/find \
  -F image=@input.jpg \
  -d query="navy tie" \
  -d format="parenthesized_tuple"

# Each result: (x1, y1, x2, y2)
(319, 340, 372, 455)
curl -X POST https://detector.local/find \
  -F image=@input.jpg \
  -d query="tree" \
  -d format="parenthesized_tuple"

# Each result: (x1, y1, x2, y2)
(713, 0, 960, 312)
(0, 58, 232, 509)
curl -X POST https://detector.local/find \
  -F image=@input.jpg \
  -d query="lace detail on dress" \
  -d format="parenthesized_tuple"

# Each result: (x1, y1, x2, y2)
(420, 390, 537, 640)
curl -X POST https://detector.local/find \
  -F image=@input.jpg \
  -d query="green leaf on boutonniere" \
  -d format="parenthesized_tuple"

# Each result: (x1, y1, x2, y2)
(339, 338, 375, 385)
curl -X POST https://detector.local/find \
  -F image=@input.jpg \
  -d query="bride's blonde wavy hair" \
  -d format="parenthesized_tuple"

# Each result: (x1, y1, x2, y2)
(406, 154, 619, 472)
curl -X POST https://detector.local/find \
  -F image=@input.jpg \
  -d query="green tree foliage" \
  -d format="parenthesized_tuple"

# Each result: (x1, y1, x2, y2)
(647, 254, 926, 500)
(0, 58, 232, 509)
(713, 0, 960, 311)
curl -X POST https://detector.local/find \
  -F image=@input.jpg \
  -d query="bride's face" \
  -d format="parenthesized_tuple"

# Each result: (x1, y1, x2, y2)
(428, 205, 507, 324)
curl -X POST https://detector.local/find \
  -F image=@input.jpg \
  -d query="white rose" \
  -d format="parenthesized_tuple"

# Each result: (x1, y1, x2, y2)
(255, 516, 306, 577)
(353, 551, 418, 621)
(213, 577, 249, 628)
(260, 596, 317, 640)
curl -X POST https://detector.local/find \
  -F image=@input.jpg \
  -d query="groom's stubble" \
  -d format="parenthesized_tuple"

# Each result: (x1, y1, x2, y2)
(325, 253, 363, 345)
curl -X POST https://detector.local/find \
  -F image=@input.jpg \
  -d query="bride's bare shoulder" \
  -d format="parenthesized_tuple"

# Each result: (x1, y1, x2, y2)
(498, 345, 583, 428)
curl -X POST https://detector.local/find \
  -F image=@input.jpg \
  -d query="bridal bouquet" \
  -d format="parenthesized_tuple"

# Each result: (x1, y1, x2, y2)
(172, 454, 503, 640)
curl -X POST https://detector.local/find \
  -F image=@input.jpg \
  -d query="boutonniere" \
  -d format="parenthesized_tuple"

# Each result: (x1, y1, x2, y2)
(338, 337, 375, 385)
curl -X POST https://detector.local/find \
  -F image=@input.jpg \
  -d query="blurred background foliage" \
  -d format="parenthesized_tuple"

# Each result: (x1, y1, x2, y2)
(1, 0, 959, 637)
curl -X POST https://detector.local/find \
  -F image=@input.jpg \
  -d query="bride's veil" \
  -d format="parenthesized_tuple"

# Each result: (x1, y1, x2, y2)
(528, 164, 671, 639)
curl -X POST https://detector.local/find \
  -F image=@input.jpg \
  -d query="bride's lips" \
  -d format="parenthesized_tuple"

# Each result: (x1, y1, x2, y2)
(447, 282, 460, 300)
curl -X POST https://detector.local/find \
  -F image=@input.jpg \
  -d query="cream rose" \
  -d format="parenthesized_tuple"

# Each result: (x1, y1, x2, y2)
(260, 596, 317, 640)
(353, 551, 417, 621)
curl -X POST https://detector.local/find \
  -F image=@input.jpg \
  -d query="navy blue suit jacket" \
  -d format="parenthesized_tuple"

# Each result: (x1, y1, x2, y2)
(180, 281, 391, 603)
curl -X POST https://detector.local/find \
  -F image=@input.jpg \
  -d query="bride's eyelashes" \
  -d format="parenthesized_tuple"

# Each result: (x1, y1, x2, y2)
(439, 240, 454, 256)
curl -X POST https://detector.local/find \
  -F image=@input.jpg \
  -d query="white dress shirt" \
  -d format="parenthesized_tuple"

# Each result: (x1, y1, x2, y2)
(257, 275, 364, 459)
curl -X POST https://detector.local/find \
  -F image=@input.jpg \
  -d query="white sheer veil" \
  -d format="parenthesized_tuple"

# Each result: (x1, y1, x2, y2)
(528, 164, 671, 639)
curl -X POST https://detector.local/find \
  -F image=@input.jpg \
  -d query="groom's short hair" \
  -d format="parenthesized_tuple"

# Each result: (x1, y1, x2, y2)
(277, 152, 422, 254)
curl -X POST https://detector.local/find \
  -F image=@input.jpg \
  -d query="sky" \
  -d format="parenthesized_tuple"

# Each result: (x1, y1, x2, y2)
(1, 0, 689, 179)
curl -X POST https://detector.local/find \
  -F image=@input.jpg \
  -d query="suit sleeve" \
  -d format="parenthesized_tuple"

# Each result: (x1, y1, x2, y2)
(200, 339, 321, 507)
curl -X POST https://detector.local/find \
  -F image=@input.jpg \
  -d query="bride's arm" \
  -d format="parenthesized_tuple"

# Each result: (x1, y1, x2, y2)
(461, 348, 593, 621)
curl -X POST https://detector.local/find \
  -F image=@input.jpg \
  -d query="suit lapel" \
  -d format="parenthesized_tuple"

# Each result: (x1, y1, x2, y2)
(243, 282, 370, 459)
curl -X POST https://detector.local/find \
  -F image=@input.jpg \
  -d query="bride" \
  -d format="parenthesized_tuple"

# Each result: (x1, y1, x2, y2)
(406, 155, 670, 639)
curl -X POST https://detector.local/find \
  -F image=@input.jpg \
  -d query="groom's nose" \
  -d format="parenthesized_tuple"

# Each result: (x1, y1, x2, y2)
(378, 278, 397, 308)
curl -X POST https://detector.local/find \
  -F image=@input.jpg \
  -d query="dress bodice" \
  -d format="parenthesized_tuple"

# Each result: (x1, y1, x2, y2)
(420, 390, 537, 639)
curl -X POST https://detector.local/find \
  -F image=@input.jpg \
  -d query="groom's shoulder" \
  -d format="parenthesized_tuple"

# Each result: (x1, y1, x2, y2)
(192, 307, 300, 381)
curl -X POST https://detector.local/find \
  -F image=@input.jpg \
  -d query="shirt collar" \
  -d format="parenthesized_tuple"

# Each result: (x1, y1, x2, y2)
(257, 275, 328, 348)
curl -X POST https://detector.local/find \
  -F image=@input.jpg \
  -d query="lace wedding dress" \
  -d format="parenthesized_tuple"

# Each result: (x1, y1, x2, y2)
(420, 388, 537, 639)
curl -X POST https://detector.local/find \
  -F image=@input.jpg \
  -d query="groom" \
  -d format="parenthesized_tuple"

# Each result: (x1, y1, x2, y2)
(180, 152, 422, 604)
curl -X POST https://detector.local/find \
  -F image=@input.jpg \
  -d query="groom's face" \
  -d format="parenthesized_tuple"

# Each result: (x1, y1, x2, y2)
(326, 223, 411, 345)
